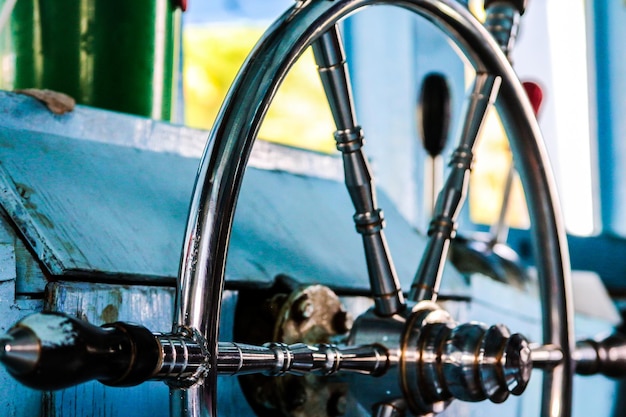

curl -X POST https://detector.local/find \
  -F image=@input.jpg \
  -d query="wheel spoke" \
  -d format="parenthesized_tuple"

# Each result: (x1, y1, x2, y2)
(409, 72, 501, 302)
(313, 26, 404, 316)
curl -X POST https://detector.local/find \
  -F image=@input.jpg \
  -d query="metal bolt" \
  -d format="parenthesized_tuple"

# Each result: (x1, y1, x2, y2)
(292, 295, 314, 321)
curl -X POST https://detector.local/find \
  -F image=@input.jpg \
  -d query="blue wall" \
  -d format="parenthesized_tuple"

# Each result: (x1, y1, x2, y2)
(595, 0, 626, 236)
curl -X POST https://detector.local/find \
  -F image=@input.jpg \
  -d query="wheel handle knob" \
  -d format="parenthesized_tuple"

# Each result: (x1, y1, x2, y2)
(0, 312, 160, 390)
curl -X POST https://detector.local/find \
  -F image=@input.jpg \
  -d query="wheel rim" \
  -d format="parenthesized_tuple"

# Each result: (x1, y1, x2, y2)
(172, 1, 574, 416)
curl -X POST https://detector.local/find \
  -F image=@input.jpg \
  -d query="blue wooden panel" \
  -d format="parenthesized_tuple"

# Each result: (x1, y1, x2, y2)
(42, 284, 181, 417)
(232, 168, 467, 295)
(0, 284, 43, 417)
(0, 91, 467, 296)
(0, 92, 208, 158)
(594, 0, 626, 236)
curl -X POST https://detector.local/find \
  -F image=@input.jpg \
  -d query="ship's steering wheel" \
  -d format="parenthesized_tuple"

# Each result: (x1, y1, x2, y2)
(0, 1, 574, 416)
(174, 0, 573, 416)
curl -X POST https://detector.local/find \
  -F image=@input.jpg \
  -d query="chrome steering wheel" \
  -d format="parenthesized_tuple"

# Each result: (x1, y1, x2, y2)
(0, 1, 574, 416)
(174, 0, 573, 416)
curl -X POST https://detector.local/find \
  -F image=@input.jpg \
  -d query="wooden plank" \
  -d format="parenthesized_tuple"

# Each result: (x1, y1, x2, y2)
(0, 128, 196, 281)
(0, 92, 467, 296)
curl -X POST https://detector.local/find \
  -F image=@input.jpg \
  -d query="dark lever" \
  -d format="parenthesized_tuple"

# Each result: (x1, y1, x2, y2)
(418, 72, 451, 159)
(0, 312, 161, 390)
(418, 72, 451, 218)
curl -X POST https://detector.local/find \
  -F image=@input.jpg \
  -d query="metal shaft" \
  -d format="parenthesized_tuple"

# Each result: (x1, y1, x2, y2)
(312, 26, 404, 316)
(574, 334, 626, 378)
(484, 1, 535, 248)
(155, 338, 390, 380)
(4, 313, 611, 395)
(483, 0, 526, 60)
(216, 342, 389, 377)
(531, 343, 565, 369)
(409, 73, 501, 302)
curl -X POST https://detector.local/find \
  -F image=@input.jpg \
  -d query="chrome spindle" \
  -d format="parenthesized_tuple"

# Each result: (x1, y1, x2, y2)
(312, 26, 404, 316)
(573, 334, 626, 378)
(0, 311, 391, 389)
(409, 73, 501, 302)
(155, 334, 208, 384)
(484, 0, 532, 248)
(216, 342, 389, 377)
(483, 0, 526, 60)
(530, 343, 564, 370)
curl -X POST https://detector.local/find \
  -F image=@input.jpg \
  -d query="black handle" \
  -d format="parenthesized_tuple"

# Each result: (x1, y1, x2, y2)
(0, 312, 160, 390)
(418, 72, 451, 158)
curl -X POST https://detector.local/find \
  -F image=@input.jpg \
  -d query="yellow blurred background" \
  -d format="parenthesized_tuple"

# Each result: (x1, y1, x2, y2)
(183, 25, 336, 154)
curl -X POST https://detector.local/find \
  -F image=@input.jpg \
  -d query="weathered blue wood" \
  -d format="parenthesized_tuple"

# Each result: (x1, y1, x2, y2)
(0, 91, 207, 158)
(0, 128, 197, 282)
(14, 234, 48, 296)
(44, 282, 173, 417)
(45, 283, 255, 417)
(0, 217, 44, 417)
(0, 91, 467, 296)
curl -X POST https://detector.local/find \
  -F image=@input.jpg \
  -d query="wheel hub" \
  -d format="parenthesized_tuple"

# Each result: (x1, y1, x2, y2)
(347, 300, 532, 415)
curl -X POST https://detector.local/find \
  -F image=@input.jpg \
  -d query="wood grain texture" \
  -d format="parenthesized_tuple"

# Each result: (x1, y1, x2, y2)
(0, 218, 44, 417)
(0, 92, 467, 296)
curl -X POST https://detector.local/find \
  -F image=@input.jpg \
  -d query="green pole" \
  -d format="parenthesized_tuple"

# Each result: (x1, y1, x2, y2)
(10, 0, 181, 120)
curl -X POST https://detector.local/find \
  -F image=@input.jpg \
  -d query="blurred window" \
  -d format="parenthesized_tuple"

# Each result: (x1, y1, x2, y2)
(182, 0, 336, 154)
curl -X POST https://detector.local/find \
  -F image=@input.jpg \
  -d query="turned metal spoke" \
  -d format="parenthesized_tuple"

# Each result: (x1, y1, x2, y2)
(409, 73, 501, 302)
(312, 26, 404, 316)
